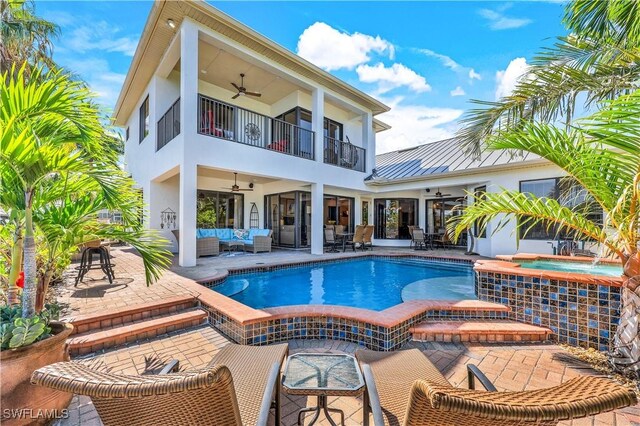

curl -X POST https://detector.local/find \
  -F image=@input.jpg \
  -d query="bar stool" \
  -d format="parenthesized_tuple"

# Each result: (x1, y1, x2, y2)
(75, 240, 115, 286)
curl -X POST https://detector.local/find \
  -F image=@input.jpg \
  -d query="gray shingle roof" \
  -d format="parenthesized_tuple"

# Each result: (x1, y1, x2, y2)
(368, 138, 539, 183)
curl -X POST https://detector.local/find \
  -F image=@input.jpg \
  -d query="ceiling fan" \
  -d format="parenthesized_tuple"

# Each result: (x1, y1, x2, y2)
(222, 173, 254, 192)
(426, 188, 452, 198)
(231, 73, 261, 99)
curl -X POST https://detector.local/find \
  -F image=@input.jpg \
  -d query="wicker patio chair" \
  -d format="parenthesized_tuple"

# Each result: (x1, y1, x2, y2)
(345, 225, 366, 251)
(245, 230, 273, 254)
(172, 230, 220, 257)
(32, 343, 288, 426)
(363, 225, 374, 251)
(356, 349, 637, 426)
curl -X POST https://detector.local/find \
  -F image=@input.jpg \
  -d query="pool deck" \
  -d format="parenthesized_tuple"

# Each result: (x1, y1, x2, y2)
(55, 247, 640, 425)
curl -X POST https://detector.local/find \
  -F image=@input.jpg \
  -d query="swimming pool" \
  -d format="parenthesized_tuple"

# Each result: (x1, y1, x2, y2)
(517, 260, 622, 277)
(213, 258, 475, 311)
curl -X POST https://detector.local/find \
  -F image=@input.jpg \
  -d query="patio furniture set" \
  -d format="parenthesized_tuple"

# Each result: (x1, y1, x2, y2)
(31, 343, 636, 426)
(172, 228, 273, 257)
(409, 227, 455, 250)
(325, 225, 374, 253)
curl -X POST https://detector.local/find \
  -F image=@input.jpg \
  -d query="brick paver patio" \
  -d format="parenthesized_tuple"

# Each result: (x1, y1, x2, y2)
(55, 248, 639, 425)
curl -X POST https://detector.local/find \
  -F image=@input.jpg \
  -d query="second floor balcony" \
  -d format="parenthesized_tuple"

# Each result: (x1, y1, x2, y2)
(155, 93, 368, 172)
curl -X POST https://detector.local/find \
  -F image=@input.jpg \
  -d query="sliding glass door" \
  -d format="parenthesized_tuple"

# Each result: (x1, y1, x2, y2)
(265, 191, 311, 248)
(197, 190, 244, 229)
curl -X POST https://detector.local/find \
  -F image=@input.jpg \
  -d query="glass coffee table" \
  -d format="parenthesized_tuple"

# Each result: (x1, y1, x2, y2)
(282, 353, 364, 426)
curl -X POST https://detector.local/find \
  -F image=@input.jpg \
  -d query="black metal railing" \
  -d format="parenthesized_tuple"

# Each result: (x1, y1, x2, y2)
(198, 94, 315, 160)
(157, 98, 180, 151)
(323, 136, 366, 172)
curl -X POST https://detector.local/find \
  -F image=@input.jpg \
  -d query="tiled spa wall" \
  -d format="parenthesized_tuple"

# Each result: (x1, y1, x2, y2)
(475, 271, 621, 351)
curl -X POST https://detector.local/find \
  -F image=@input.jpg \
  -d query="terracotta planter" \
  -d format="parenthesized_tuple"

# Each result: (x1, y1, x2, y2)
(1, 322, 74, 426)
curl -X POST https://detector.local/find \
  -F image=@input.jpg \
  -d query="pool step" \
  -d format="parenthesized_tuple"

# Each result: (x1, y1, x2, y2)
(410, 320, 551, 343)
(68, 309, 208, 356)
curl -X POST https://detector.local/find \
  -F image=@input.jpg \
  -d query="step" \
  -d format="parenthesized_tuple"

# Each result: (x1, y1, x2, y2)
(66, 295, 198, 335)
(68, 309, 208, 356)
(410, 320, 551, 343)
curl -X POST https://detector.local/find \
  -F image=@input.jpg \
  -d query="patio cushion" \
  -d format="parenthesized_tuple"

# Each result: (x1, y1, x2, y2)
(216, 228, 233, 241)
(248, 229, 270, 239)
(197, 228, 217, 239)
(233, 229, 250, 240)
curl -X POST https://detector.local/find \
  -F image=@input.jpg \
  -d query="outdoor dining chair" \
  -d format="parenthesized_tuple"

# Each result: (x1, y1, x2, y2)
(362, 225, 374, 250)
(345, 225, 366, 251)
(324, 229, 339, 253)
(32, 343, 289, 426)
(356, 348, 637, 426)
(410, 228, 425, 250)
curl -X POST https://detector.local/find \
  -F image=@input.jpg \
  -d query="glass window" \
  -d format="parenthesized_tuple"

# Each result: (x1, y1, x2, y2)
(473, 186, 487, 238)
(197, 190, 244, 229)
(374, 199, 418, 239)
(519, 177, 602, 240)
(139, 96, 149, 143)
(323, 195, 354, 233)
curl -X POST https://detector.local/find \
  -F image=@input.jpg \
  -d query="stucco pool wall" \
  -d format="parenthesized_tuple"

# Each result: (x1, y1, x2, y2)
(475, 254, 623, 351)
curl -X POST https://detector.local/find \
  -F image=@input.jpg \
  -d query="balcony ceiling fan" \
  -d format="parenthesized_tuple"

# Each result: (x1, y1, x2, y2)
(222, 172, 254, 192)
(426, 188, 452, 198)
(231, 73, 261, 99)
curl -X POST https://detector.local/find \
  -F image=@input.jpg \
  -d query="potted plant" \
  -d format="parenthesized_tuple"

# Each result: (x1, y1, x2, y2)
(1, 305, 73, 426)
(0, 66, 170, 424)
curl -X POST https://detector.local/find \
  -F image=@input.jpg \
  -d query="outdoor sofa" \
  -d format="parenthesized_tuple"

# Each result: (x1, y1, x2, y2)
(356, 348, 637, 426)
(197, 228, 273, 254)
(32, 343, 288, 426)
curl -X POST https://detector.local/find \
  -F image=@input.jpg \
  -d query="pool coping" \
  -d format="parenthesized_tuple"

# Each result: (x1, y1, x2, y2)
(480, 254, 624, 287)
(178, 253, 511, 350)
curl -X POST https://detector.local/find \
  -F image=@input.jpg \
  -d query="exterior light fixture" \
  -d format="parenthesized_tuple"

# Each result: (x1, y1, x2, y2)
(167, 19, 176, 29)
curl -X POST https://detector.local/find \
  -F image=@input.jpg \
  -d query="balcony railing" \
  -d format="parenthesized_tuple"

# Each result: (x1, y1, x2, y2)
(157, 98, 180, 151)
(198, 94, 315, 160)
(323, 136, 366, 172)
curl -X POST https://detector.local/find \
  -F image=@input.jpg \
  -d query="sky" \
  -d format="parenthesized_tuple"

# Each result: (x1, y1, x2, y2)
(37, 1, 568, 153)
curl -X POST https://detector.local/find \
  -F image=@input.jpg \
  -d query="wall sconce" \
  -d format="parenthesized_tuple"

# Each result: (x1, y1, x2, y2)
(160, 208, 177, 229)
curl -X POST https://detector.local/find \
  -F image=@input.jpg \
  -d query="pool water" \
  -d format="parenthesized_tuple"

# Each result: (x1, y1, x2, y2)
(518, 260, 622, 277)
(213, 258, 475, 311)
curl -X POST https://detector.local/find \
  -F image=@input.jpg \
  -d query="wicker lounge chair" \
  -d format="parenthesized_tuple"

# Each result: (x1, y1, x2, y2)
(32, 343, 288, 426)
(356, 348, 637, 426)
(244, 229, 273, 254)
(171, 229, 219, 258)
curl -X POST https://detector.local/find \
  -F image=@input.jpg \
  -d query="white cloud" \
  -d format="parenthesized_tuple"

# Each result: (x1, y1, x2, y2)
(63, 21, 138, 56)
(495, 57, 529, 100)
(62, 58, 125, 109)
(356, 63, 430, 94)
(468, 68, 482, 80)
(478, 7, 532, 30)
(417, 49, 461, 71)
(375, 98, 463, 153)
(450, 86, 466, 97)
(297, 22, 393, 71)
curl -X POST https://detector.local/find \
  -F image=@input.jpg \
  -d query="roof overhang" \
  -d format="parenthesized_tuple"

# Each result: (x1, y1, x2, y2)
(113, 0, 390, 126)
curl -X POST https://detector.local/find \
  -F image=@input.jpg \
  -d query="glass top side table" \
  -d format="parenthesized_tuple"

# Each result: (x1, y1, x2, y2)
(282, 353, 365, 426)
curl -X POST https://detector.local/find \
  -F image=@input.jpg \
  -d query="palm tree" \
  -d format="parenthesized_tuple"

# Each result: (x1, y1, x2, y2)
(451, 91, 640, 376)
(0, 66, 171, 317)
(457, 0, 640, 156)
(0, 0, 59, 78)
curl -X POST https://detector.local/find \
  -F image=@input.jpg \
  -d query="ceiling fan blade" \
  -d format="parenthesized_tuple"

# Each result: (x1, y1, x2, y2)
(231, 82, 241, 91)
(238, 188, 254, 191)
(244, 91, 261, 97)
(231, 93, 240, 99)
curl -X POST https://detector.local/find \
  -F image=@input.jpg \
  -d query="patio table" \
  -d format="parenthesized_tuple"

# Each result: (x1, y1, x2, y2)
(220, 240, 245, 254)
(335, 232, 354, 252)
(282, 353, 364, 426)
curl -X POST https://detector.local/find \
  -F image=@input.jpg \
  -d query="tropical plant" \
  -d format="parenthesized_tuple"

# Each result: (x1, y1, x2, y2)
(0, 303, 59, 350)
(457, 0, 640, 156)
(451, 91, 640, 377)
(0, 0, 59, 78)
(0, 65, 172, 318)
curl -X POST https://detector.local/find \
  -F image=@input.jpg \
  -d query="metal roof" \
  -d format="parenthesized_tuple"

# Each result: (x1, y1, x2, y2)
(368, 138, 540, 183)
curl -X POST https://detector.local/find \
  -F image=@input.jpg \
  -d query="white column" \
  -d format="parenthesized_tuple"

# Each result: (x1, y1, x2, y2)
(419, 195, 427, 230)
(311, 183, 324, 255)
(311, 88, 324, 163)
(178, 19, 199, 267)
(354, 195, 362, 226)
(362, 111, 375, 174)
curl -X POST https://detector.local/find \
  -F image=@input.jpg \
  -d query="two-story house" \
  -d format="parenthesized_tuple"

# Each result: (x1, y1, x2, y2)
(115, 0, 391, 266)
